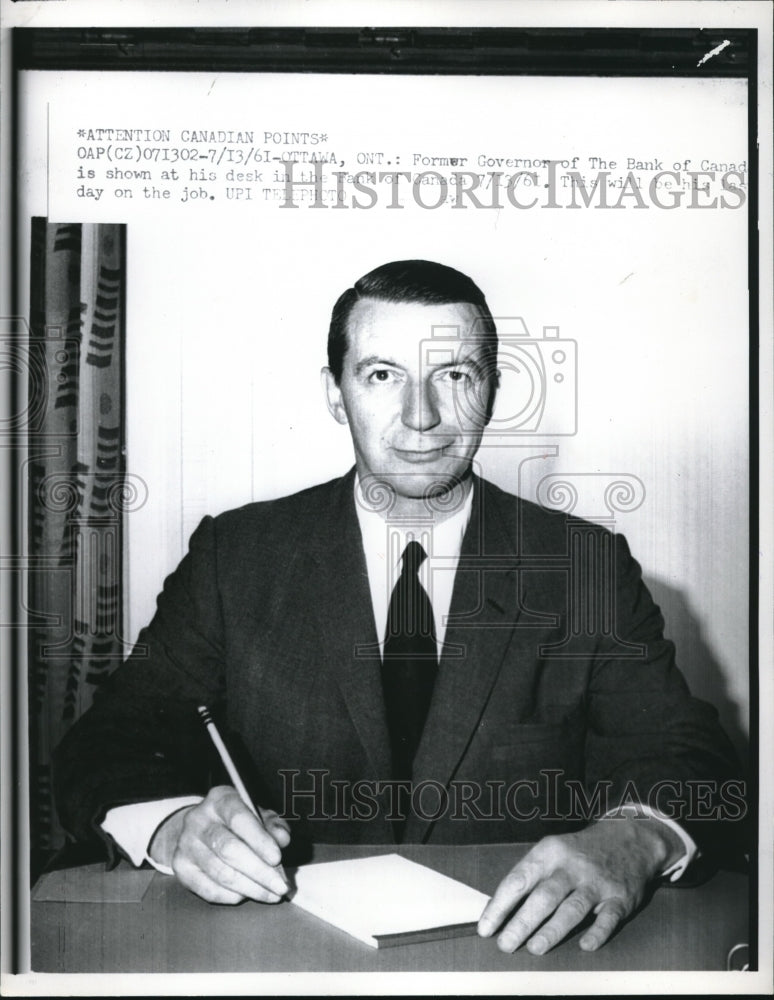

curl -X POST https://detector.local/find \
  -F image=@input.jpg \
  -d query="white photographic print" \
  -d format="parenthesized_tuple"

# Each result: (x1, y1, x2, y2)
(1, 2, 771, 997)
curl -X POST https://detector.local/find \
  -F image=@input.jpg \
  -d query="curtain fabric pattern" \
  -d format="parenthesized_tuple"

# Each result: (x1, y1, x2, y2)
(28, 218, 127, 851)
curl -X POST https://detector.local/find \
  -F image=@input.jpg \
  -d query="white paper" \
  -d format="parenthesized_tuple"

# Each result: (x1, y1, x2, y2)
(290, 853, 490, 947)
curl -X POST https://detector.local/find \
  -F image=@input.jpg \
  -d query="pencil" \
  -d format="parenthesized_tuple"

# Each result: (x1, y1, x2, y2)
(197, 704, 258, 816)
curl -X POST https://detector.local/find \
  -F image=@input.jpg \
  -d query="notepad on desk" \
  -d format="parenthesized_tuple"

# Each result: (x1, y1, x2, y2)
(289, 853, 490, 948)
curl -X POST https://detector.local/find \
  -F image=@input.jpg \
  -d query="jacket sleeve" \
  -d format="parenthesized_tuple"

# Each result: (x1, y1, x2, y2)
(53, 515, 226, 848)
(583, 532, 748, 862)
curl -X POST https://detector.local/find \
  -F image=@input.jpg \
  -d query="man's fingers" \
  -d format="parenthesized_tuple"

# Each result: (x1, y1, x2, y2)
(172, 851, 282, 906)
(177, 829, 288, 902)
(201, 848, 285, 903)
(224, 803, 285, 868)
(493, 873, 573, 953)
(525, 888, 596, 955)
(478, 825, 654, 955)
(259, 807, 292, 848)
(579, 898, 627, 951)
(209, 789, 289, 871)
(203, 822, 289, 897)
(477, 858, 545, 937)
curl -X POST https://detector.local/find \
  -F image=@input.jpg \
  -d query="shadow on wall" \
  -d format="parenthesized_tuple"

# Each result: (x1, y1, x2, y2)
(645, 575, 749, 769)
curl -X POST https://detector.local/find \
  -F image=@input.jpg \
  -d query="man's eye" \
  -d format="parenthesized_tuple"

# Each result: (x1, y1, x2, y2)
(369, 369, 395, 383)
(439, 369, 470, 383)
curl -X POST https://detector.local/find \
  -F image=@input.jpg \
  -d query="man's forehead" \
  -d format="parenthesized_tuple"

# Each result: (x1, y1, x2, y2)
(345, 297, 485, 353)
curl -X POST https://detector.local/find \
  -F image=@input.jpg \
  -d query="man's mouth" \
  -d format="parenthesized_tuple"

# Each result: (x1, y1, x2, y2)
(394, 446, 450, 464)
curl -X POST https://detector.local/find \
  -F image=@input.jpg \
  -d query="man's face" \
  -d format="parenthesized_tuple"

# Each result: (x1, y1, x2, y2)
(323, 297, 496, 504)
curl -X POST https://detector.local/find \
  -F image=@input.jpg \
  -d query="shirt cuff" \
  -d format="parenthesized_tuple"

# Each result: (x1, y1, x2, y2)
(101, 796, 203, 874)
(602, 802, 699, 882)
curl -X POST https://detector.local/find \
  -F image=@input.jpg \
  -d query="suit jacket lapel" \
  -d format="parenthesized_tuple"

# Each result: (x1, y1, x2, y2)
(304, 470, 392, 780)
(406, 479, 523, 841)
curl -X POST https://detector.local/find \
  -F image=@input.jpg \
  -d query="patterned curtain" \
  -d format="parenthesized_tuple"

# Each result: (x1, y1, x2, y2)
(27, 219, 127, 853)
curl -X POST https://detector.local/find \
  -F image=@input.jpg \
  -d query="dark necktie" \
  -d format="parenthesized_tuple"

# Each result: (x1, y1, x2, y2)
(381, 540, 439, 836)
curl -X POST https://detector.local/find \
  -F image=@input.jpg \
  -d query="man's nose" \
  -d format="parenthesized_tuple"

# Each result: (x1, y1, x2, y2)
(401, 379, 441, 431)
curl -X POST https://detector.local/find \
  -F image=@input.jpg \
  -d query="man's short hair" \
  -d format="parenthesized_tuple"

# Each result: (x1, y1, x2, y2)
(326, 259, 499, 384)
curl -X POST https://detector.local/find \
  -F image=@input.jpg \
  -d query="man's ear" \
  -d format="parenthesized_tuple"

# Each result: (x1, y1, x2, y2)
(321, 367, 349, 425)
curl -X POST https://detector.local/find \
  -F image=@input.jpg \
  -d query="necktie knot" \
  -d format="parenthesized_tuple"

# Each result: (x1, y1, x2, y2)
(402, 540, 427, 575)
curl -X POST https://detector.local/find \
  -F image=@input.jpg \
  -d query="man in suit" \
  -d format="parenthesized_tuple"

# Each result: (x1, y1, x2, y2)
(55, 259, 744, 956)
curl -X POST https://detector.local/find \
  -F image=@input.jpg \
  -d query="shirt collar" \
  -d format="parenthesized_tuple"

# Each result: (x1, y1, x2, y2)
(354, 473, 474, 567)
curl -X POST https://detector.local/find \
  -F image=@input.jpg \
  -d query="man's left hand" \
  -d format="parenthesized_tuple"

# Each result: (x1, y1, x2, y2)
(477, 817, 684, 955)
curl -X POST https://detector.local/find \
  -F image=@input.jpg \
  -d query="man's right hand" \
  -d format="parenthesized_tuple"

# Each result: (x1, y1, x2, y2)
(148, 785, 291, 904)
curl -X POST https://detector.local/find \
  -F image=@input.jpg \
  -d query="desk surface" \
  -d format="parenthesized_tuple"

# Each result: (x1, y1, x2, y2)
(31, 843, 748, 973)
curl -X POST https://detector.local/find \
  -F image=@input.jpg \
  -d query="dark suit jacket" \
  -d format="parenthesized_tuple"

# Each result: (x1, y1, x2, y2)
(54, 470, 745, 860)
